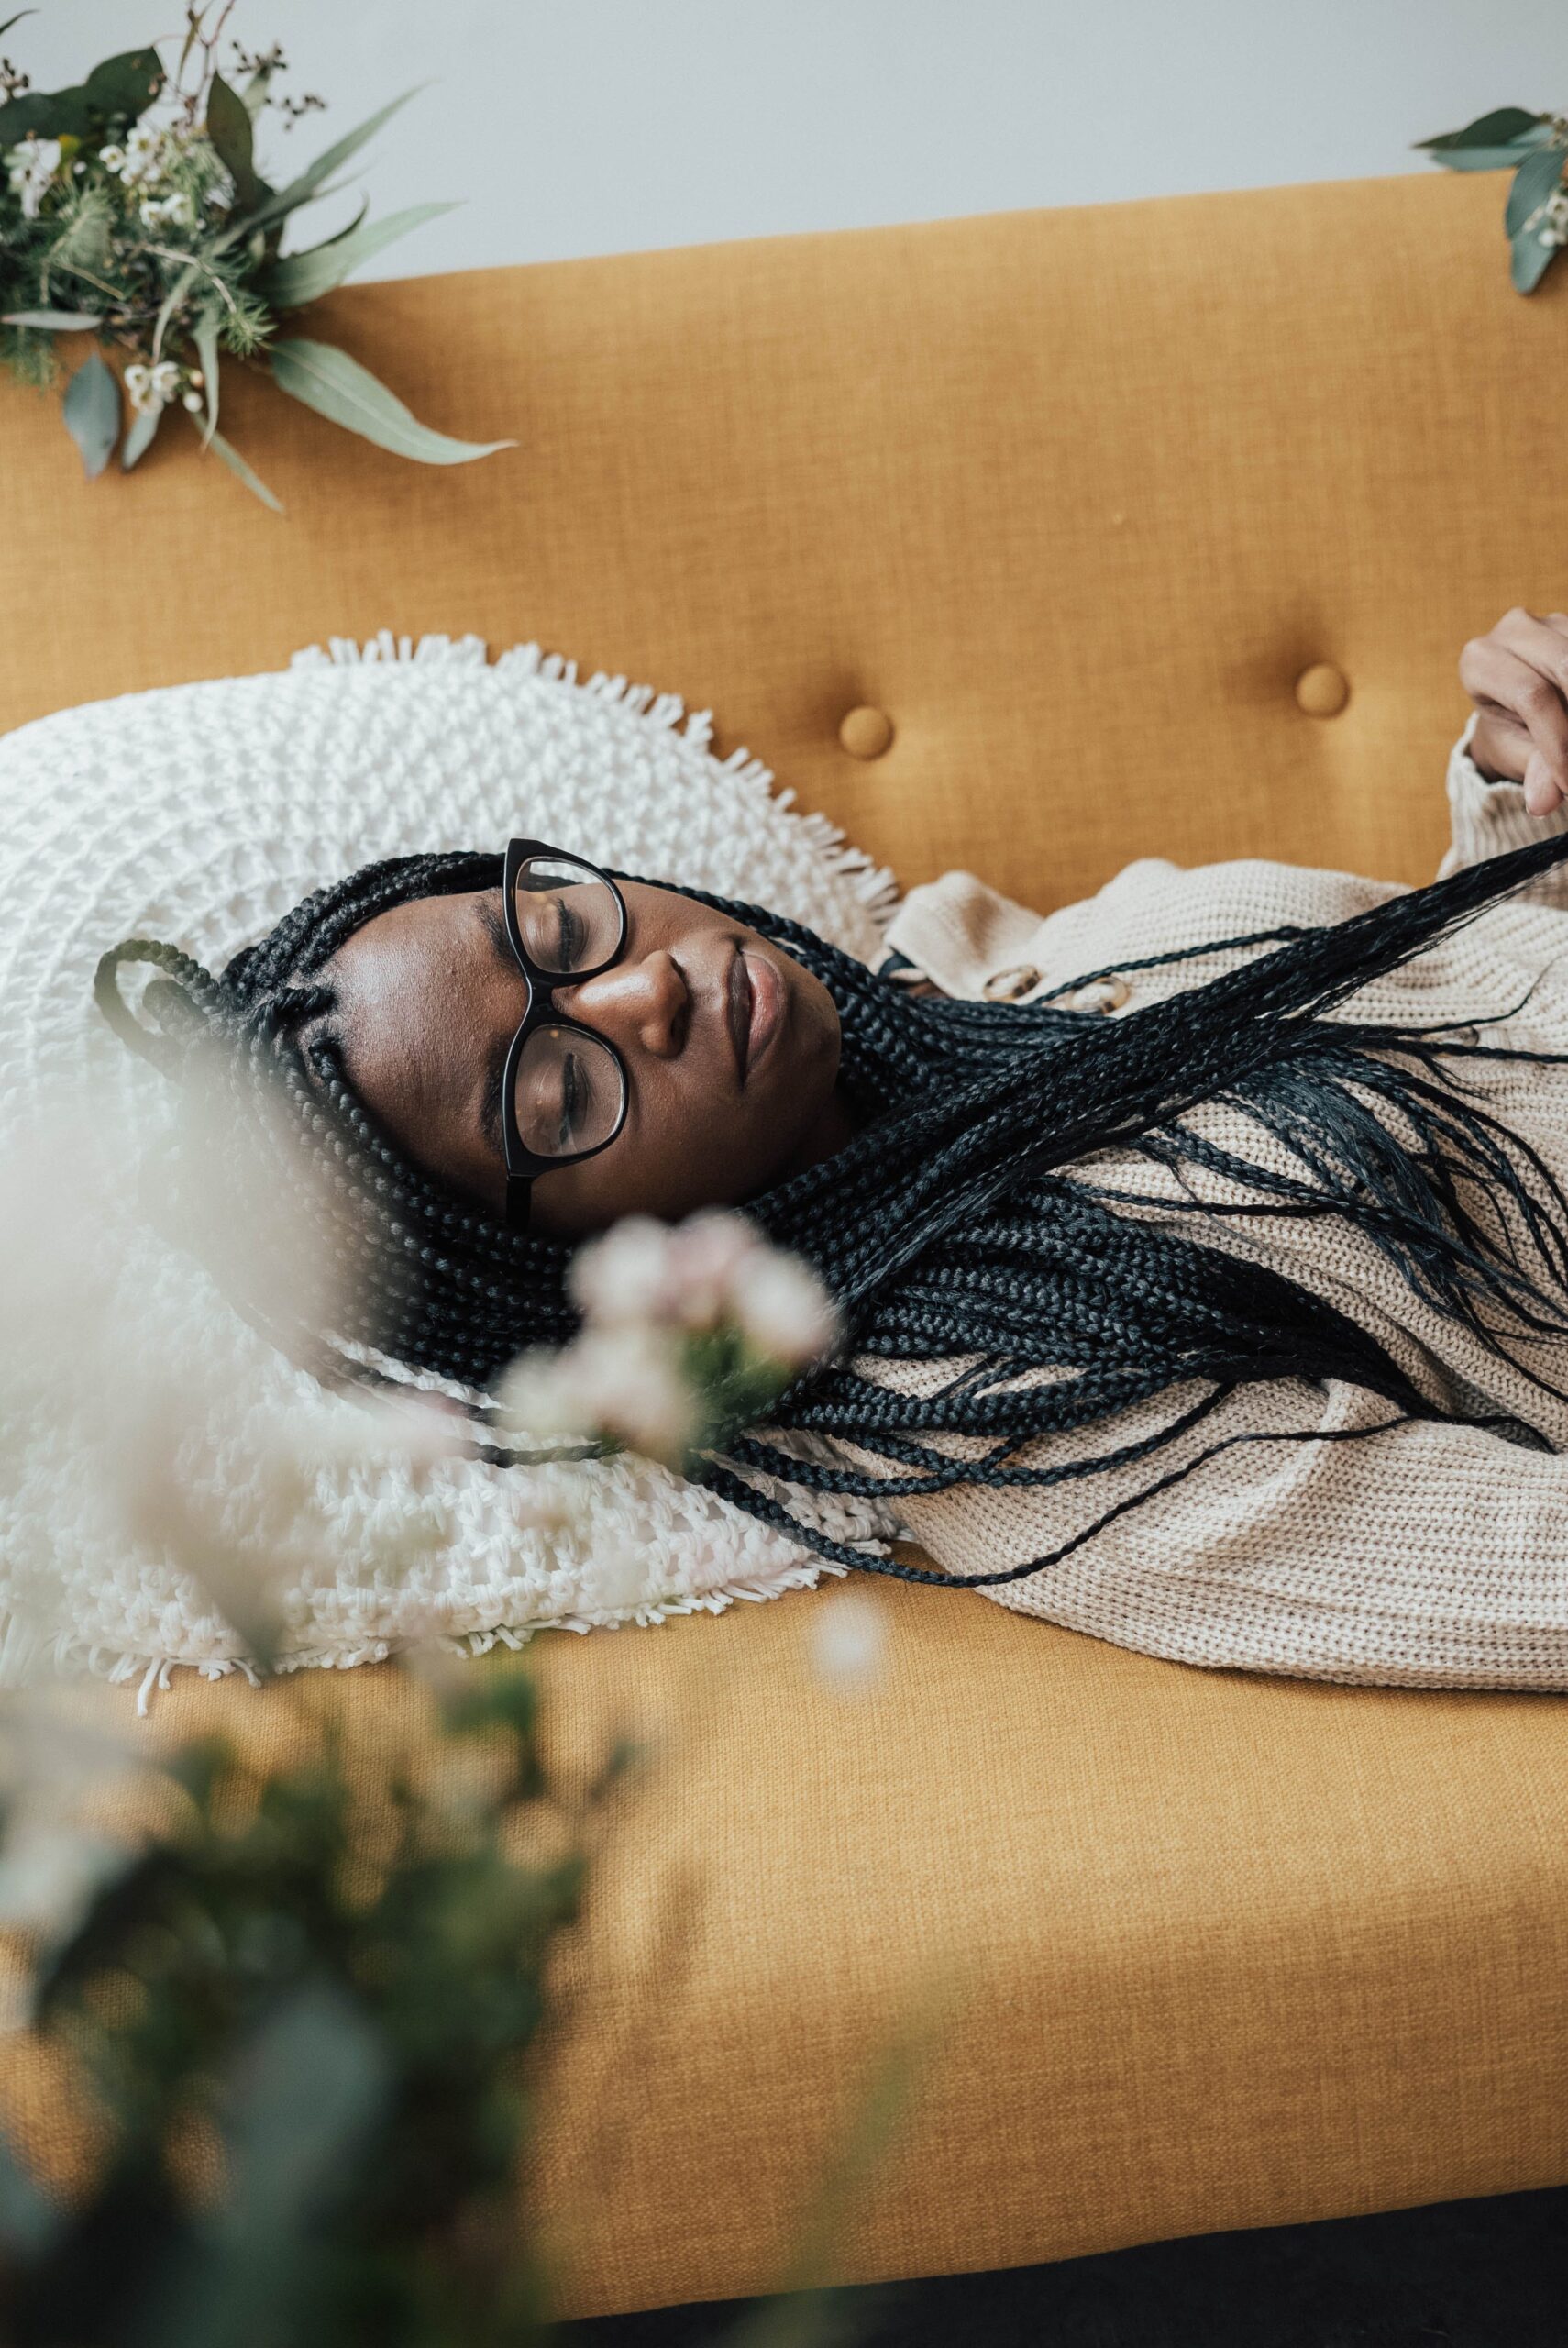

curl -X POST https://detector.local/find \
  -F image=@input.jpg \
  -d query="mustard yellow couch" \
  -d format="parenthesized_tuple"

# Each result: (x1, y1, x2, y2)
(5, 167, 1568, 2325)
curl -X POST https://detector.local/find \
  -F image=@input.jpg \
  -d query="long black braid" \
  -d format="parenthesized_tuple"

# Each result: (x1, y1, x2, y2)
(94, 825, 1568, 1590)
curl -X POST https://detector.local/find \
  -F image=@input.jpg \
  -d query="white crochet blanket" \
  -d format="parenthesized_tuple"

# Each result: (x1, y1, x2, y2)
(0, 633, 903, 1707)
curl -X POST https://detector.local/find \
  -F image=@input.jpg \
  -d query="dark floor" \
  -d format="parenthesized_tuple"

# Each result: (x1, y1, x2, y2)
(558, 2180, 1568, 2347)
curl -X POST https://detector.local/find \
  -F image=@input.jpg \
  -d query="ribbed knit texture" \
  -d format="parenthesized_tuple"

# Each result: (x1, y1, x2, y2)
(861, 715, 1568, 1691)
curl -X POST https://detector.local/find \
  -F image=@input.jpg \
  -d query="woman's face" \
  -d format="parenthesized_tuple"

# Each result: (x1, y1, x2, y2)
(313, 878, 854, 1235)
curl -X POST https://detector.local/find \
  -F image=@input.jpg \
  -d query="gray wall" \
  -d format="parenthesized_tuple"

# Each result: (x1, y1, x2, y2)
(16, 1, 1566, 275)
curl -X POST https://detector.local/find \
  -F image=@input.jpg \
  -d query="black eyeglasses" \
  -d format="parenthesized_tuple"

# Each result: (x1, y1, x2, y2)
(499, 838, 633, 1233)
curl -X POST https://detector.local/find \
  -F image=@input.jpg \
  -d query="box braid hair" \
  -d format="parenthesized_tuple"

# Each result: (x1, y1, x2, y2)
(95, 826, 1568, 1594)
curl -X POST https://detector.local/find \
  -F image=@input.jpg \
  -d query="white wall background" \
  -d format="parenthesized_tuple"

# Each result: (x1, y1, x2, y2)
(15, 1, 1568, 277)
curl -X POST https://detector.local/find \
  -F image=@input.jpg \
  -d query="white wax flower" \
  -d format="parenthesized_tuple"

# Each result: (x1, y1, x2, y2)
(568, 1213, 679, 1326)
(665, 1209, 764, 1329)
(728, 1249, 838, 1368)
(564, 1324, 698, 1467)
(5, 137, 61, 218)
(123, 359, 182, 416)
(495, 1346, 597, 1444)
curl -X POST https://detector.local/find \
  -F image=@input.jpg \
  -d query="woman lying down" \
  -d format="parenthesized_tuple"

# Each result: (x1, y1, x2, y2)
(96, 604, 1568, 1692)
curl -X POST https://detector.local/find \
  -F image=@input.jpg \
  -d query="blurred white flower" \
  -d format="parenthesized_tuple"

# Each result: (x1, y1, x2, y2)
(498, 1321, 699, 1470)
(5, 137, 61, 217)
(568, 1213, 678, 1326)
(139, 188, 193, 228)
(664, 1209, 764, 1330)
(728, 1249, 838, 1368)
(114, 121, 164, 186)
(0, 1061, 557, 1683)
(562, 1324, 698, 1468)
(808, 1591, 889, 1695)
(569, 1206, 834, 1360)
(123, 359, 181, 415)
(0, 1821, 128, 1940)
(0, 1689, 151, 1944)
(495, 1347, 596, 1445)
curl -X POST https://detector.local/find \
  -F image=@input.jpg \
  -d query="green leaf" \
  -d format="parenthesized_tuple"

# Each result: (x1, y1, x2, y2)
(149, 1982, 388, 2348)
(1416, 106, 1548, 152)
(218, 86, 429, 245)
(150, 260, 198, 366)
(0, 86, 89, 141)
(193, 310, 219, 447)
(1511, 219, 1560, 294)
(120, 401, 161, 470)
(0, 46, 162, 143)
(61, 349, 120, 478)
(267, 336, 515, 466)
(1506, 142, 1567, 237)
(0, 2131, 62, 2259)
(1, 308, 102, 329)
(197, 416, 284, 513)
(81, 45, 164, 123)
(1422, 143, 1555, 174)
(259, 202, 459, 309)
(205, 72, 264, 213)
(0, 13, 37, 39)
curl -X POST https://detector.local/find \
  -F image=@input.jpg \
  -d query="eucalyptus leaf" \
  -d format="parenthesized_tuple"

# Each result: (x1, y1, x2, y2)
(193, 310, 219, 447)
(0, 2130, 62, 2259)
(268, 336, 515, 466)
(0, 45, 162, 144)
(1, 309, 102, 329)
(81, 46, 164, 122)
(1511, 218, 1560, 294)
(61, 349, 120, 479)
(218, 86, 428, 246)
(260, 202, 458, 309)
(0, 85, 89, 141)
(1423, 144, 1555, 174)
(1506, 141, 1567, 238)
(120, 402, 161, 470)
(197, 417, 283, 514)
(1417, 106, 1547, 151)
(206, 71, 264, 213)
(148, 1982, 388, 2348)
(150, 260, 197, 366)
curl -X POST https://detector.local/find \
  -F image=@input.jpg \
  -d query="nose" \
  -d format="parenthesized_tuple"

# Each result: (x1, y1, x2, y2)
(554, 949, 690, 1058)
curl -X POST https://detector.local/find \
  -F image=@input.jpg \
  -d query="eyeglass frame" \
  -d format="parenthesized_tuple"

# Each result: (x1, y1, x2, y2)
(499, 836, 633, 1233)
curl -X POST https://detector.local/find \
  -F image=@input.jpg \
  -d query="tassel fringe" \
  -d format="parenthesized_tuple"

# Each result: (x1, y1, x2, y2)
(289, 629, 902, 927)
(0, 1550, 863, 1717)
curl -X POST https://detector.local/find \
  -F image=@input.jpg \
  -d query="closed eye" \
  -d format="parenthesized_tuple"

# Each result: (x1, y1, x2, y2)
(478, 893, 520, 1160)
(480, 1053, 506, 1159)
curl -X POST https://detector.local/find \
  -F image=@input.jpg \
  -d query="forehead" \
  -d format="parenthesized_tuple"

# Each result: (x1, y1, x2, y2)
(323, 890, 511, 1124)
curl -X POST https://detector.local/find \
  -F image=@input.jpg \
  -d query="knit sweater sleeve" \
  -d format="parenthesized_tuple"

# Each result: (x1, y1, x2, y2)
(878, 1368, 1568, 1692)
(1437, 711, 1568, 904)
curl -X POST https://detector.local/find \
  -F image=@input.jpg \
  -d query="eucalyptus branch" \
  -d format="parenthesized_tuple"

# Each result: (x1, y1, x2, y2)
(1, 9, 511, 502)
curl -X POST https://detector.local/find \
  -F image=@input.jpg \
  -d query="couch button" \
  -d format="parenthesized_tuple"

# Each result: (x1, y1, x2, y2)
(1295, 662, 1350, 717)
(983, 963, 1042, 1002)
(839, 704, 894, 759)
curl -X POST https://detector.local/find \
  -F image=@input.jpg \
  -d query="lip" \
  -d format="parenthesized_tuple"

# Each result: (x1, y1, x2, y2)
(741, 947, 785, 1076)
(726, 946, 786, 1086)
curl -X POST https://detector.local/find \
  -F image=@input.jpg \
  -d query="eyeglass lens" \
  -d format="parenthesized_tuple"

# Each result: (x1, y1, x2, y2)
(512, 855, 628, 1160)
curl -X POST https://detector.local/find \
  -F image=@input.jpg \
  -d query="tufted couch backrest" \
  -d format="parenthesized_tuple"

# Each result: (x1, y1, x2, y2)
(1, 168, 1561, 914)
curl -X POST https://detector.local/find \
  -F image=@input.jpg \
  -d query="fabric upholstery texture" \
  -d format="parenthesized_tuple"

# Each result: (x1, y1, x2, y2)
(4, 166, 1568, 2320)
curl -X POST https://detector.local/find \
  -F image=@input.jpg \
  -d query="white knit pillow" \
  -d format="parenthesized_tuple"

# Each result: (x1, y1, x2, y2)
(0, 632, 903, 1705)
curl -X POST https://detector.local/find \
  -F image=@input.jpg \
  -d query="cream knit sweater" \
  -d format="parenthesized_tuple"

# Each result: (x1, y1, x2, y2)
(845, 716, 1568, 1692)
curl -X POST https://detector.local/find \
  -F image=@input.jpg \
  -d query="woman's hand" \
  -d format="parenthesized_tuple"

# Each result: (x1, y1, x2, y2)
(1460, 607, 1568, 816)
